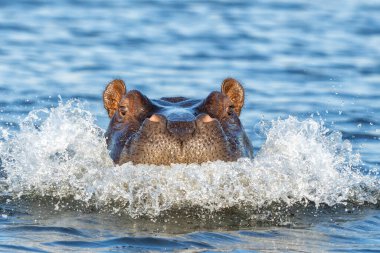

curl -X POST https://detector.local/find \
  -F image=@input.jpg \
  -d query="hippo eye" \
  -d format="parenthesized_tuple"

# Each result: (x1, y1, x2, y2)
(119, 106, 128, 117)
(227, 105, 235, 115)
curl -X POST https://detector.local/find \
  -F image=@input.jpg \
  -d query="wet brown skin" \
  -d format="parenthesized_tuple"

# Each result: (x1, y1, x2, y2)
(103, 78, 254, 165)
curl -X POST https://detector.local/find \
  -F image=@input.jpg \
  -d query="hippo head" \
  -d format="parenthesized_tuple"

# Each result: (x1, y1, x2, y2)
(103, 78, 253, 165)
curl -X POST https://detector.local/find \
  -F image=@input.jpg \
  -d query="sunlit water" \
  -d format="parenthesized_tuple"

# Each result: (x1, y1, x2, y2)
(1, 0, 379, 252)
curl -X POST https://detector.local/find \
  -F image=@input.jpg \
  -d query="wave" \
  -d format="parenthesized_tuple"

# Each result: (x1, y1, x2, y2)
(0, 100, 379, 218)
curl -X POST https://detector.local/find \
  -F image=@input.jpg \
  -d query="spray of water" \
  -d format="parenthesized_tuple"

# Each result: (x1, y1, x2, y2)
(0, 100, 378, 218)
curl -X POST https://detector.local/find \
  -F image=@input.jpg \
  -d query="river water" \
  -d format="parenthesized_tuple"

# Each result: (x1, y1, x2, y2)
(0, 0, 379, 252)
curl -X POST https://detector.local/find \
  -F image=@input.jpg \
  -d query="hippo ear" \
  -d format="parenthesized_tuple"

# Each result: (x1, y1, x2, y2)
(221, 78, 245, 116)
(103, 79, 126, 118)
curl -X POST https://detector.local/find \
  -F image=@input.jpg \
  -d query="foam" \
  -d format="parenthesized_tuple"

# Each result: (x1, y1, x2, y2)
(0, 100, 379, 218)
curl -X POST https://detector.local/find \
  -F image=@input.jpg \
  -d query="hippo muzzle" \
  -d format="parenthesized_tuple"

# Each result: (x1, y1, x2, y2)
(103, 78, 253, 165)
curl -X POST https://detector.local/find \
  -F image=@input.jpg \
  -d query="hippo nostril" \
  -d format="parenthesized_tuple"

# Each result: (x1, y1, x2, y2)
(201, 114, 214, 123)
(196, 113, 215, 123)
(149, 114, 161, 122)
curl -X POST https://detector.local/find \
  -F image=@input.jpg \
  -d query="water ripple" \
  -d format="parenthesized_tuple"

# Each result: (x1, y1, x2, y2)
(6, 225, 88, 237)
(46, 236, 214, 250)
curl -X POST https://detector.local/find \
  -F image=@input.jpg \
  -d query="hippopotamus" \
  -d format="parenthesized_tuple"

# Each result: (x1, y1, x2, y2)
(103, 78, 253, 165)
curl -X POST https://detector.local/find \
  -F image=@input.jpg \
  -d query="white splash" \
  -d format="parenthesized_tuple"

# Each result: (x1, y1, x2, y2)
(0, 101, 379, 218)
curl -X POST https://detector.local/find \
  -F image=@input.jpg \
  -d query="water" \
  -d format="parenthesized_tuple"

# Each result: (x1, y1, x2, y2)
(0, 0, 379, 252)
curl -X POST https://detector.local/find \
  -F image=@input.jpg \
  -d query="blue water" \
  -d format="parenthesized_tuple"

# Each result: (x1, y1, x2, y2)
(1, 0, 380, 252)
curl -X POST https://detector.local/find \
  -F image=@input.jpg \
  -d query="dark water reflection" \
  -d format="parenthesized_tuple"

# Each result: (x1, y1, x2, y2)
(1, 0, 380, 252)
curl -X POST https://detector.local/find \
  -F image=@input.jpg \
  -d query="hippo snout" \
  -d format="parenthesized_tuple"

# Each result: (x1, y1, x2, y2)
(146, 113, 220, 142)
